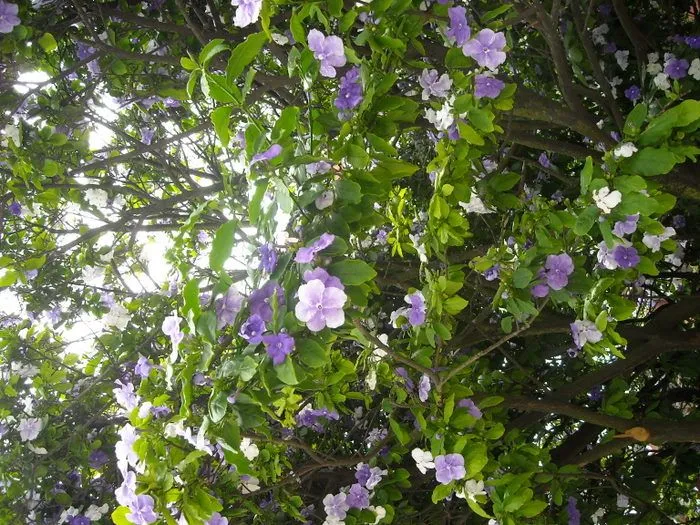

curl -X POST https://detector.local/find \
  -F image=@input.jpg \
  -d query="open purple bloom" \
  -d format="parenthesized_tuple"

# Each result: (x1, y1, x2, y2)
(355, 463, 371, 486)
(259, 243, 277, 273)
(446, 7, 470, 46)
(531, 283, 550, 298)
(150, 405, 171, 418)
(672, 214, 686, 229)
(346, 483, 370, 509)
(250, 144, 282, 166)
(25, 269, 38, 280)
(232, 0, 262, 28)
(295, 279, 347, 332)
(295, 233, 335, 263)
(18, 417, 42, 441)
(462, 29, 507, 70)
(0, 1, 20, 34)
(544, 253, 574, 290)
(418, 374, 431, 402)
(262, 333, 295, 365)
(69, 516, 90, 525)
(538, 152, 552, 169)
(8, 201, 21, 216)
(239, 314, 266, 344)
(365, 466, 387, 489)
(405, 291, 427, 327)
(89, 449, 110, 469)
(134, 355, 153, 379)
(323, 493, 349, 520)
(335, 67, 363, 110)
(624, 85, 641, 102)
(483, 265, 500, 281)
(113, 380, 140, 411)
(126, 494, 158, 525)
(296, 406, 339, 431)
(419, 69, 452, 100)
(140, 128, 154, 145)
(215, 287, 244, 329)
(162, 314, 184, 348)
(47, 306, 62, 324)
(307, 160, 332, 175)
(474, 74, 504, 98)
(303, 267, 344, 289)
(612, 245, 640, 268)
(685, 35, 700, 49)
(567, 496, 581, 525)
(308, 29, 346, 78)
(552, 190, 564, 203)
(612, 214, 639, 237)
(205, 513, 228, 525)
(665, 58, 689, 79)
(570, 320, 603, 349)
(434, 454, 466, 484)
(248, 281, 285, 322)
(457, 398, 482, 419)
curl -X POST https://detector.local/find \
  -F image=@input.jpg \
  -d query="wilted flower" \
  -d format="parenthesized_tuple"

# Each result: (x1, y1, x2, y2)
(457, 398, 482, 419)
(419, 69, 452, 100)
(295, 233, 335, 263)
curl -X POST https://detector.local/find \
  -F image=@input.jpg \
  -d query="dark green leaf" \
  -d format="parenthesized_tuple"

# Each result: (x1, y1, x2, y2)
(328, 259, 377, 286)
(209, 220, 237, 272)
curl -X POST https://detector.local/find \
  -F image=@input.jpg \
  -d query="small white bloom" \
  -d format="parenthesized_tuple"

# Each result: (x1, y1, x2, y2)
(18, 418, 42, 442)
(58, 506, 80, 524)
(27, 444, 48, 454)
(424, 100, 454, 131)
(653, 72, 671, 91)
(646, 62, 663, 75)
(408, 233, 428, 263)
(597, 241, 619, 270)
(647, 52, 659, 64)
(411, 448, 435, 474)
(615, 49, 629, 70)
(366, 369, 377, 390)
(591, 24, 609, 45)
(591, 507, 606, 524)
(164, 420, 185, 438)
(613, 142, 637, 158)
(643, 227, 675, 252)
(458, 191, 495, 214)
(240, 437, 260, 461)
(238, 475, 260, 493)
(368, 506, 386, 524)
(271, 33, 289, 45)
(616, 493, 629, 508)
(85, 188, 109, 208)
(592, 186, 622, 214)
(85, 504, 109, 520)
(104, 303, 130, 330)
(138, 402, 153, 419)
(688, 58, 700, 80)
(315, 190, 335, 210)
(2, 124, 21, 147)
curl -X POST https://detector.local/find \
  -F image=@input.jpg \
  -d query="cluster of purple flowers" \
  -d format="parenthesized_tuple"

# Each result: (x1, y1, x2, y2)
(295, 405, 340, 432)
(531, 253, 575, 297)
(335, 67, 363, 112)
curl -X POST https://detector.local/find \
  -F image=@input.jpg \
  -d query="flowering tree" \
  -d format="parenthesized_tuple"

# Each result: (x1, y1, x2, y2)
(0, 0, 699, 524)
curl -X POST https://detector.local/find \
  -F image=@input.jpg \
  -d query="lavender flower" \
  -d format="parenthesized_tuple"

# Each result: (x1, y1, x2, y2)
(434, 454, 466, 484)
(295, 279, 347, 332)
(418, 374, 431, 402)
(346, 483, 370, 509)
(365, 466, 387, 489)
(215, 287, 244, 329)
(570, 320, 603, 349)
(685, 35, 700, 49)
(405, 291, 427, 326)
(140, 128, 154, 145)
(544, 253, 574, 290)
(672, 214, 686, 229)
(395, 367, 415, 390)
(612, 245, 640, 269)
(232, 0, 262, 28)
(457, 398, 482, 419)
(150, 405, 171, 418)
(303, 267, 344, 289)
(483, 265, 500, 281)
(258, 243, 277, 273)
(69, 516, 90, 525)
(665, 58, 689, 79)
(8, 201, 21, 216)
(567, 496, 581, 525)
(205, 513, 228, 525)
(250, 144, 282, 166)
(419, 69, 452, 100)
(295, 233, 335, 263)
(262, 333, 295, 365)
(355, 463, 371, 485)
(296, 406, 340, 431)
(323, 493, 349, 520)
(538, 152, 552, 169)
(474, 74, 504, 98)
(315, 190, 335, 210)
(134, 355, 153, 379)
(239, 314, 266, 344)
(552, 190, 564, 203)
(18, 418, 42, 442)
(0, 1, 20, 34)
(307, 161, 332, 175)
(113, 380, 140, 411)
(88, 450, 109, 469)
(446, 7, 470, 46)
(47, 306, 62, 325)
(308, 29, 346, 78)
(624, 85, 641, 102)
(612, 214, 639, 237)
(126, 495, 158, 525)
(335, 67, 363, 110)
(462, 29, 507, 70)
(162, 314, 184, 349)
(25, 269, 38, 280)
(248, 281, 285, 322)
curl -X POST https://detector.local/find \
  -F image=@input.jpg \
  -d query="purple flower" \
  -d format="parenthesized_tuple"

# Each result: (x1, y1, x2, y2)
(418, 374, 431, 402)
(134, 355, 153, 379)
(588, 385, 603, 401)
(140, 128, 154, 145)
(88, 450, 110, 469)
(307, 161, 332, 175)
(239, 314, 266, 344)
(308, 29, 346, 78)
(567, 496, 580, 525)
(474, 74, 504, 98)
(365, 466, 387, 489)
(25, 269, 38, 280)
(457, 398, 482, 419)
(259, 243, 277, 273)
(295, 233, 335, 263)
(462, 29, 507, 70)
(162, 314, 184, 348)
(624, 85, 641, 102)
(395, 367, 415, 390)
(434, 454, 466, 484)
(193, 372, 211, 386)
(531, 283, 550, 298)
(552, 190, 564, 203)
(405, 291, 427, 327)
(603, 41, 617, 54)
(250, 144, 282, 166)
(0, 1, 20, 34)
(296, 406, 340, 431)
(346, 483, 370, 509)
(570, 320, 603, 349)
(483, 265, 500, 281)
(315, 190, 334, 210)
(612, 214, 639, 237)
(303, 267, 344, 289)
(335, 67, 363, 110)
(232, 0, 262, 28)
(248, 281, 285, 322)
(665, 58, 689, 79)
(148, 0, 166, 10)
(685, 35, 700, 49)
(69, 516, 90, 525)
(150, 405, 171, 418)
(8, 201, 21, 216)
(612, 245, 640, 269)
(672, 214, 686, 229)
(355, 463, 371, 486)
(376, 228, 388, 245)
(323, 493, 349, 520)
(538, 152, 552, 169)
(446, 7, 470, 46)
(215, 287, 244, 329)
(419, 69, 452, 100)
(544, 253, 574, 290)
(126, 494, 158, 525)
(113, 380, 140, 411)
(205, 512, 228, 525)
(295, 279, 347, 332)
(567, 347, 579, 358)
(47, 306, 62, 324)
(262, 333, 295, 365)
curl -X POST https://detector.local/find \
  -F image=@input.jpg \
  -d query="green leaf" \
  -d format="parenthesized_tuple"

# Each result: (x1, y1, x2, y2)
(181, 56, 198, 71)
(211, 106, 232, 147)
(479, 396, 504, 408)
(37, 32, 57, 52)
(199, 39, 228, 66)
(465, 443, 488, 476)
(457, 122, 485, 145)
(297, 339, 329, 368)
(574, 205, 599, 235)
(580, 156, 593, 195)
(443, 393, 455, 423)
(111, 507, 132, 525)
(289, 10, 306, 46)
(335, 179, 362, 204)
(504, 487, 533, 512)
(372, 159, 419, 180)
(248, 181, 268, 224)
(209, 220, 237, 272)
(623, 103, 647, 136)
(467, 497, 493, 518)
(519, 499, 548, 518)
(208, 390, 228, 423)
(183, 279, 201, 317)
(196, 311, 217, 343)
(227, 32, 268, 81)
(638, 99, 700, 146)
(0, 270, 18, 288)
(443, 296, 468, 315)
(271, 106, 300, 142)
(202, 73, 241, 104)
(389, 418, 411, 445)
(431, 483, 453, 504)
(468, 108, 494, 132)
(328, 260, 377, 286)
(275, 358, 299, 385)
(623, 147, 678, 176)
(488, 172, 520, 191)
(512, 267, 533, 289)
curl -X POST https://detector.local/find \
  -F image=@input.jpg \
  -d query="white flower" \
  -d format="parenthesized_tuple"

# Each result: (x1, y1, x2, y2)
(458, 191, 495, 214)
(463, 479, 487, 500)
(138, 402, 153, 419)
(315, 190, 335, 210)
(11, 363, 39, 379)
(408, 234, 428, 263)
(616, 494, 629, 508)
(238, 475, 260, 493)
(164, 420, 185, 438)
(689, 58, 700, 80)
(591, 507, 606, 524)
(368, 506, 386, 524)
(592, 186, 622, 214)
(369, 333, 388, 363)
(104, 303, 130, 330)
(85, 504, 109, 520)
(411, 448, 435, 474)
(613, 142, 637, 158)
(591, 24, 608, 45)
(597, 241, 619, 270)
(85, 188, 109, 208)
(615, 49, 629, 70)
(647, 52, 659, 64)
(18, 418, 42, 442)
(425, 101, 454, 131)
(643, 227, 675, 252)
(27, 443, 48, 454)
(2, 124, 20, 147)
(488, 520, 500, 525)
(271, 33, 289, 45)
(240, 437, 259, 461)
(59, 506, 80, 524)
(653, 73, 670, 90)
(646, 61, 662, 75)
